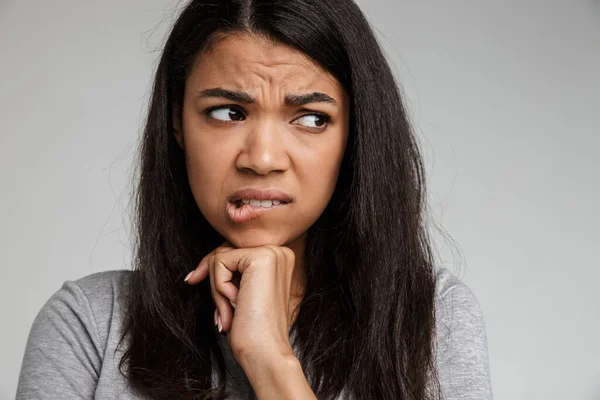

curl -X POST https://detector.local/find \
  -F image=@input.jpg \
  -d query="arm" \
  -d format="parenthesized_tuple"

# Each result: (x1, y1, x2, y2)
(239, 352, 317, 400)
(16, 280, 102, 399)
(435, 278, 494, 399)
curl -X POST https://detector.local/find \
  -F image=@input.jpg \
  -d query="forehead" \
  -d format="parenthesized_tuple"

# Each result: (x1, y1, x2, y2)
(188, 33, 343, 94)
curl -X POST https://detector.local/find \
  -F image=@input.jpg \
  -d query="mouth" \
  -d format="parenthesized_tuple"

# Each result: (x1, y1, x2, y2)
(226, 198, 291, 224)
(227, 188, 293, 204)
(232, 199, 291, 209)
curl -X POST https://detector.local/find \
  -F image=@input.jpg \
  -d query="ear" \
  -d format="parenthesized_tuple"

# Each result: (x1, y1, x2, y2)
(172, 104, 184, 149)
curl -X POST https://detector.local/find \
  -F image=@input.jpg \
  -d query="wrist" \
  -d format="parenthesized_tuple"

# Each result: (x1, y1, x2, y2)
(239, 351, 315, 400)
(237, 345, 297, 377)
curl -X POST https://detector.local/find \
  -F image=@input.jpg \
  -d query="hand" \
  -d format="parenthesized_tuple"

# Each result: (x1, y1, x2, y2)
(184, 241, 298, 364)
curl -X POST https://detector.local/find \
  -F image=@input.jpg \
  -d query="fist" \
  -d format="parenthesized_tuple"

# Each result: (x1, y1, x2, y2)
(184, 242, 300, 363)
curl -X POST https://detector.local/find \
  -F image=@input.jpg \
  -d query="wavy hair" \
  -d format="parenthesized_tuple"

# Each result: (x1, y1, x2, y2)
(118, 0, 443, 399)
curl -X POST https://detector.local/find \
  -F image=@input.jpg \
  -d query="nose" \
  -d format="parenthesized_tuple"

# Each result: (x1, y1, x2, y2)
(235, 119, 289, 175)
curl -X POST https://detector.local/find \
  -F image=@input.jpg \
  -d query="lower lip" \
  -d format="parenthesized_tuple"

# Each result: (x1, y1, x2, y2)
(226, 201, 289, 224)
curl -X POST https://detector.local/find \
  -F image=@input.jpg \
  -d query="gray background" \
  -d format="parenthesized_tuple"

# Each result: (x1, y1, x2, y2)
(1, 0, 599, 398)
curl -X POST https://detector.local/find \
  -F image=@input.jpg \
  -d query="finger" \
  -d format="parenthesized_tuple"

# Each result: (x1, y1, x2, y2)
(208, 254, 234, 332)
(279, 245, 296, 265)
(184, 242, 233, 285)
(213, 291, 232, 333)
(214, 257, 239, 306)
(210, 249, 256, 331)
(184, 253, 210, 285)
(213, 246, 287, 284)
(212, 255, 242, 331)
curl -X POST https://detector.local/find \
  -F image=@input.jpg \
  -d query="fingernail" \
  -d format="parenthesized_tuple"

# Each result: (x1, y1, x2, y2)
(229, 299, 236, 309)
(184, 271, 194, 282)
(214, 308, 219, 326)
(217, 315, 223, 333)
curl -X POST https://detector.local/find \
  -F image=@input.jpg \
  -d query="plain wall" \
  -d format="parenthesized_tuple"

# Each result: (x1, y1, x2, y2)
(1, 0, 599, 398)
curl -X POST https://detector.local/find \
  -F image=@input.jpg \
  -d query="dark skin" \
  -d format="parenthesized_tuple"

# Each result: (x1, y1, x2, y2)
(174, 32, 349, 399)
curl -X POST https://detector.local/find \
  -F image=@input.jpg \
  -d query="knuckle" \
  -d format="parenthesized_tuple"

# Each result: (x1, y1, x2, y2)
(266, 247, 280, 263)
(255, 247, 276, 263)
(282, 246, 295, 260)
(212, 254, 224, 269)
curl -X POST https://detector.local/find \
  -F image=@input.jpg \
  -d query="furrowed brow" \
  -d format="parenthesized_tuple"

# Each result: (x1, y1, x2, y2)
(196, 88, 254, 103)
(196, 88, 338, 108)
(285, 92, 338, 108)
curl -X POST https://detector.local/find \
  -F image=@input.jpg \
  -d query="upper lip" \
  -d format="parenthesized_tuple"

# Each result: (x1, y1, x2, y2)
(227, 188, 293, 203)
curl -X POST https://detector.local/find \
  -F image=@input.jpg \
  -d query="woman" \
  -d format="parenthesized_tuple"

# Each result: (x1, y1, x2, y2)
(16, 0, 492, 399)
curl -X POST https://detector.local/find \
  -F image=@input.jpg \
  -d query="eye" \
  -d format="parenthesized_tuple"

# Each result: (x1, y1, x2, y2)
(205, 106, 245, 123)
(293, 112, 331, 130)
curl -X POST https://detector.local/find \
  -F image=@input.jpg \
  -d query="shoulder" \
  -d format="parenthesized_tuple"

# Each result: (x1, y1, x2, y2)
(71, 269, 133, 308)
(48, 269, 133, 319)
(433, 267, 493, 399)
(35, 269, 133, 350)
(16, 270, 135, 398)
(434, 267, 483, 315)
(69, 269, 133, 336)
(433, 266, 487, 346)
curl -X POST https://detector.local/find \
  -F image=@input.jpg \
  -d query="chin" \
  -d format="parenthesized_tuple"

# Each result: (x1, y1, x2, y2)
(225, 230, 289, 249)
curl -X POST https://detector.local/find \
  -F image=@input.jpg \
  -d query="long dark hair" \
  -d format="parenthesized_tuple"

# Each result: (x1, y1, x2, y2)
(118, 0, 443, 399)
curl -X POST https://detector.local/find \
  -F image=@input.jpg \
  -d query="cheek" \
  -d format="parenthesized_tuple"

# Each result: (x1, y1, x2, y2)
(307, 156, 339, 188)
(186, 151, 215, 190)
(184, 130, 233, 180)
(296, 142, 346, 214)
(183, 141, 230, 217)
(307, 137, 346, 190)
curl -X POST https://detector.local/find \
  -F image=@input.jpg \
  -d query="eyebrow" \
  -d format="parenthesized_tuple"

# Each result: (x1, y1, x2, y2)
(195, 87, 338, 108)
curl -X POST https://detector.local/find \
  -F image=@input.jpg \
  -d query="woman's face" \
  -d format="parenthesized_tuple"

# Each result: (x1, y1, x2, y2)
(173, 32, 349, 250)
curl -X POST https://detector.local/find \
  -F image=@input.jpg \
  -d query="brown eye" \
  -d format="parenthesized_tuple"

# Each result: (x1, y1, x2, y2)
(294, 113, 331, 130)
(206, 106, 245, 122)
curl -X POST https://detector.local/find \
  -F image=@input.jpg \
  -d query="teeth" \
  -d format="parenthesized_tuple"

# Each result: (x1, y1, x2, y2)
(239, 199, 284, 208)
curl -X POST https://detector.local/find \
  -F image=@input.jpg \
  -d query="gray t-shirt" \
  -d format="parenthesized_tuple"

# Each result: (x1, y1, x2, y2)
(16, 267, 493, 399)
